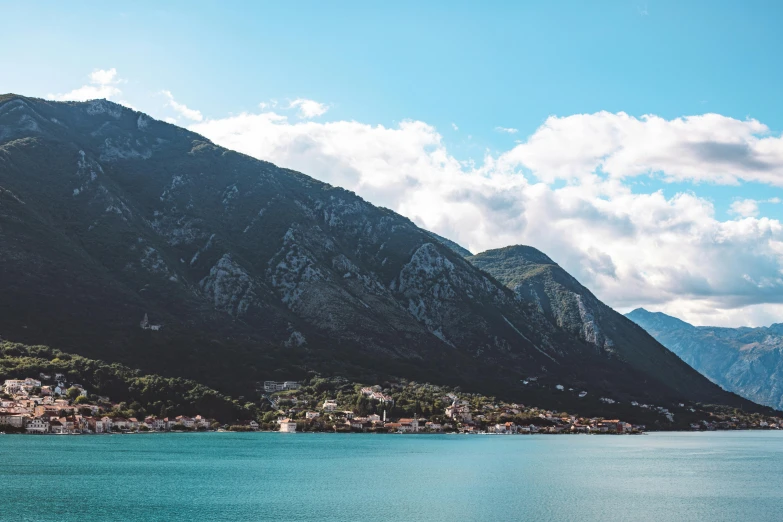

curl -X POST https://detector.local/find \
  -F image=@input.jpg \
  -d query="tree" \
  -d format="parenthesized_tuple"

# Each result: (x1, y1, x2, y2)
(356, 394, 370, 416)
(66, 387, 81, 400)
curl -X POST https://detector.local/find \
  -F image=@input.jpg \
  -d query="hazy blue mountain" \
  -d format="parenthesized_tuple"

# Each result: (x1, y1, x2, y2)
(627, 308, 783, 410)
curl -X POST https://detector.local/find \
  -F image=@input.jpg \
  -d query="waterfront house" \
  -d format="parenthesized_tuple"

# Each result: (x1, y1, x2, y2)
(176, 416, 195, 429)
(306, 411, 320, 420)
(26, 417, 48, 433)
(111, 417, 131, 431)
(88, 417, 105, 433)
(278, 418, 297, 433)
(384, 422, 403, 432)
(59, 416, 75, 433)
(349, 419, 368, 431)
(323, 400, 337, 412)
(50, 420, 66, 434)
(1, 414, 27, 429)
(399, 418, 419, 432)
(144, 416, 166, 431)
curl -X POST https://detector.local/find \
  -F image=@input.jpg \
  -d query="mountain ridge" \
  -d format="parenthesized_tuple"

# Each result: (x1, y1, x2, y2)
(626, 308, 783, 410)
(0, 95, 767, 419)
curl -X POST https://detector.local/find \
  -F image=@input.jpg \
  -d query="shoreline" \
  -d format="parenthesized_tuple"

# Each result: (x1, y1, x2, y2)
(3, 428, 781, 436)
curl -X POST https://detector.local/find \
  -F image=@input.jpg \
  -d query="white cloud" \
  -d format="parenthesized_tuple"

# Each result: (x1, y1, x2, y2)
(451, 123, 459, 131)
(730, 197, 782, 217)
(497, 112, 783, 185)
(730, 199, 760, 217)
(288, 98, 329, 119)
(189, 108, 783, 326)
(495, 126, 518, 134)
(161, 90, 203, 122)
(47, 68, 123, 101)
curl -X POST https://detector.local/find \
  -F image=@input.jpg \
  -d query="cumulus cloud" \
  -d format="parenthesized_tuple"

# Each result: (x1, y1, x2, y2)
(161, 90, 203, 122)
(497, 112, 783, 185)
(288, 98, 329, 118)
(729, 197, 781, 217)
(189, 108, 783, 326)
(47, 68, 124, 101)
(730, 199, 760, 217)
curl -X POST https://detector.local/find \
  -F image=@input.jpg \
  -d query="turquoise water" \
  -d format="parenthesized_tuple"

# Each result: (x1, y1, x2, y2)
(1, 432, 782, 521)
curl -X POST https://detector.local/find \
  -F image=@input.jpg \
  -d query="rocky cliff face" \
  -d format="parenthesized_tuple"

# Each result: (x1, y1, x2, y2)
(0, 94, 762, 412)
(627, 308, 783, 410)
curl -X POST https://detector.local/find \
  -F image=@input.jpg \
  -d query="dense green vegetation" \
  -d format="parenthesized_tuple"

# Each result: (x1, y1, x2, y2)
(0, 341, 257, 422)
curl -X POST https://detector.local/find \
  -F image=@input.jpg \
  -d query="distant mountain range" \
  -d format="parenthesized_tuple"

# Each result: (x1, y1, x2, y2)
(0, 94, 767, 422)
(626, 308, 783, 410)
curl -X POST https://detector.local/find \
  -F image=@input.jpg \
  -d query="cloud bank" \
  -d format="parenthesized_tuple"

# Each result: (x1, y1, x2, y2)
(190, 109, 783, 327)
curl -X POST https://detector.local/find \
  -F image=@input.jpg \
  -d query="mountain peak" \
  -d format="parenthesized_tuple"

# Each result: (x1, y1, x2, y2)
(0, 93, 24, 104)
(471, 244, 556, 266)
(626, 308, 694, 330)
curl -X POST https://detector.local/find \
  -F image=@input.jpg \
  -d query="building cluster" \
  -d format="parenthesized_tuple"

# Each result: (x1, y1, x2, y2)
(359, 387, 394, 403)
(0, 377, 215, 434)
(270, 385, 647, 434)
(442, 397, 643, 434)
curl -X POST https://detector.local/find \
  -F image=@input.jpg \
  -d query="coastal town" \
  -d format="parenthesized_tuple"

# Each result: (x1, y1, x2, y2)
(3, 376, 783, 435)
(0, 376, 218, 434)
(261, 380, 783, 434)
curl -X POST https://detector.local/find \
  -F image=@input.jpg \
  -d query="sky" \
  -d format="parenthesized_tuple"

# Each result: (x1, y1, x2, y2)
(3, 0, 783, 327)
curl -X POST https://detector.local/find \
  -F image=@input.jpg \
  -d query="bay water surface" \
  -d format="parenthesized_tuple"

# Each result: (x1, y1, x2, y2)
(1, 431, 782, 521)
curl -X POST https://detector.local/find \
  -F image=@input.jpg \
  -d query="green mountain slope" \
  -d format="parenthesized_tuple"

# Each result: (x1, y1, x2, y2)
(0, 94, 765, 416)
(467, 246, 766, 410)
(0, 341, 255, 422)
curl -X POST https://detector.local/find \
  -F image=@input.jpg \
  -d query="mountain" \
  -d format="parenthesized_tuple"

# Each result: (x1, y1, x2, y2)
(0, 94, 763, 420)
(627, 308, 783, 410)
(466, 245, 759, 408)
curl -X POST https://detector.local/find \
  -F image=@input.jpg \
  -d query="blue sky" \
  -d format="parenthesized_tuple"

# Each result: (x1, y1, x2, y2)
(3, 1, 783, 326)
(6, 2, 783, 144)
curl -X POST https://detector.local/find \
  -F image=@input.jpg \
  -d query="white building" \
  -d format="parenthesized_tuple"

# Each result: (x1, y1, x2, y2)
(26, 418, 49, 433)
(425, 422, 442, 431)
(323, 400, 337, 412)
(3, 378, 41, 394)
(263, 381, 301, 393)
(177, 416, 195, 428)
(278, 418, 297, 432)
